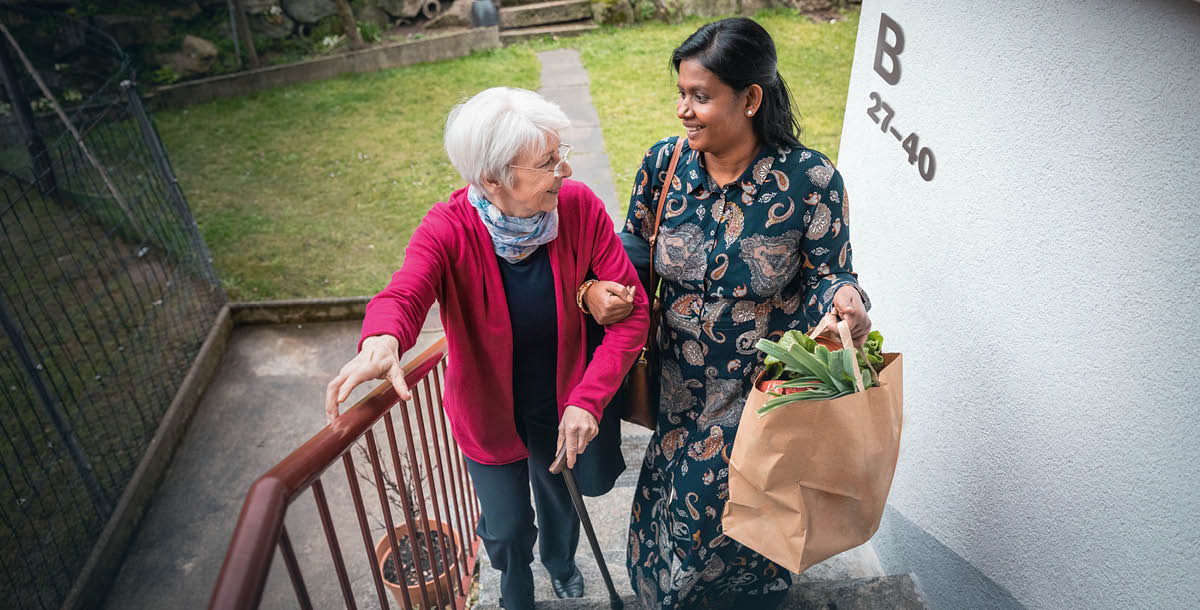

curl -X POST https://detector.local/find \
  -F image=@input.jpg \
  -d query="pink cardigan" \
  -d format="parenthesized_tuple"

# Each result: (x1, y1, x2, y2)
(360, 180, 649, 465)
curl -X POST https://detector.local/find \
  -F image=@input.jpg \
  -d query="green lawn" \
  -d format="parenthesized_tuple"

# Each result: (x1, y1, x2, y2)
(158, 9, 859, 300)
(156, 47, 542, 300)
(551, 8, 860, 200)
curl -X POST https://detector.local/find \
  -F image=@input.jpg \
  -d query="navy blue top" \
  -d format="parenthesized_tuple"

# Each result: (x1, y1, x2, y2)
(496, 245, 558, 442)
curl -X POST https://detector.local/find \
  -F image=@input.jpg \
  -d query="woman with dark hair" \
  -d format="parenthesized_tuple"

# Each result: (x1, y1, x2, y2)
(580, 17, 872, 609)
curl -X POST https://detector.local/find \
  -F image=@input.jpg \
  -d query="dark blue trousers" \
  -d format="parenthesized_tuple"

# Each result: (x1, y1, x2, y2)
(465, 418, 579, 610)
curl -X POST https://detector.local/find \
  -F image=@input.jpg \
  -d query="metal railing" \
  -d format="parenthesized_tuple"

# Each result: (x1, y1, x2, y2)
(209, 337, 482, 609)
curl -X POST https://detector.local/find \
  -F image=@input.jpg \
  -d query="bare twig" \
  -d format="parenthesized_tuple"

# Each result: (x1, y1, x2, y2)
(352, 437, 431, 532)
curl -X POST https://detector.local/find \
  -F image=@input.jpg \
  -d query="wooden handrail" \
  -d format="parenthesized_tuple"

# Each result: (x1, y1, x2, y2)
(208, 337, 449, 610)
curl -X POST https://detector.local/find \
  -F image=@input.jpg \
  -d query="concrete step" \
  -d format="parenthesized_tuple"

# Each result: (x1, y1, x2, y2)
(500, 0, 592, 28)
(615, 425, 651, 489)
(474, 546, 632, 610)
(786, 573, 928, 610)
(470, 426, 914, 609)
(500, 21, 599, 44)
(473, 566, 926, 610)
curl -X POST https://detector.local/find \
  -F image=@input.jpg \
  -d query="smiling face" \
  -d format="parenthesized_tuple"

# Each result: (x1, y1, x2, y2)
(676, 59, 757, 155)
(483, 133, 571, 218)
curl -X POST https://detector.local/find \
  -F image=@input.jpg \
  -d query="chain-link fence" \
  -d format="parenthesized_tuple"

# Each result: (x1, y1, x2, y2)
(1, 6, 226, 608)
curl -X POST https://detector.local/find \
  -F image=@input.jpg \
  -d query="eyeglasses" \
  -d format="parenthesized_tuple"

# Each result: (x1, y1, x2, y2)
(509, 144, 573, 178)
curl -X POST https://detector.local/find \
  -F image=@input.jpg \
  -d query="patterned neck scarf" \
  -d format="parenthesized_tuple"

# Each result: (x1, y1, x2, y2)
(467, 184, 559, 264)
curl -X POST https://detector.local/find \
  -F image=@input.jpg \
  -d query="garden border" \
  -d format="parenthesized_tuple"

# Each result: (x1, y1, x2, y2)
(147, 26, 501, 109)
(63, 296, 372, 610)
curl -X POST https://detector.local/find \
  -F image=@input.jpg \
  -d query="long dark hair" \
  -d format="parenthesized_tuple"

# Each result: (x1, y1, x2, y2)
(671, 17, 802, 149)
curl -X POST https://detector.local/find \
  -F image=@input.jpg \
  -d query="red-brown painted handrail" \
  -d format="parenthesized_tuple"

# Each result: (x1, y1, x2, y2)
(208, 338, 449, 610)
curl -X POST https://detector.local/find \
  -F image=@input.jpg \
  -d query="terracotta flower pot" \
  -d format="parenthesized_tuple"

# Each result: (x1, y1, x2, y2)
(374, 519, 461, 608)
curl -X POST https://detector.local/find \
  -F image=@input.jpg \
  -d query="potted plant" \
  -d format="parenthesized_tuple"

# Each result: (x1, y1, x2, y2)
(353, 439, 461, 607)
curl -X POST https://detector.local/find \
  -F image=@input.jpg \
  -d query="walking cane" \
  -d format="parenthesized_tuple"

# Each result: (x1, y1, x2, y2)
(550, 447, 625, 610)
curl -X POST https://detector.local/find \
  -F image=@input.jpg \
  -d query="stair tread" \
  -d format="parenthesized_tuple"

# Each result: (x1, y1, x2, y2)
(500, 0, 591, 12)
(473, 570, 926, 609)
(500, 21, 598, 35)
(470, 428, 922, 608)
(787, 573, 927, 610)
(475, 546, 631, 609)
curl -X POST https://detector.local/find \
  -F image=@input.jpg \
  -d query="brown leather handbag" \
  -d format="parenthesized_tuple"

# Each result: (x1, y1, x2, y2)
(622, 138, 685, 430)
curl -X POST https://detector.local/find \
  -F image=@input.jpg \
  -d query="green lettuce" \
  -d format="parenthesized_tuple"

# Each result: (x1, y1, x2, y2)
(754, 329, 883, 415)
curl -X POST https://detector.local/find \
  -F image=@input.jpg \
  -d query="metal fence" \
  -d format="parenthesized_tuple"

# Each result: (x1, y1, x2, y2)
(0, 7, 226, 609)
(210, 338, 483, 610)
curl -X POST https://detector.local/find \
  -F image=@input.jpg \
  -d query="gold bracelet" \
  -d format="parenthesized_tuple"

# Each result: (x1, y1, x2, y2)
(576, 279, 598, 314)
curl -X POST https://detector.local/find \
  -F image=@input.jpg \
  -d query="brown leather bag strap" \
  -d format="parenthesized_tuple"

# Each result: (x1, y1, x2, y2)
(647, 137, 686, 307)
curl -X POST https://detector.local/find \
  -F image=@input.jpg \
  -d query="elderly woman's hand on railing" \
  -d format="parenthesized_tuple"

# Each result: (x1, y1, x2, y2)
(583, 280, 636, 326)
(324, 334, 412, 423)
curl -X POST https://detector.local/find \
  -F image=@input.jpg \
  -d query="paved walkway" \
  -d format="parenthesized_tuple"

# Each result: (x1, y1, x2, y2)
(538, 49, 625, 228)
(102, 313, 447, 610)
(100, 51, 902, 610)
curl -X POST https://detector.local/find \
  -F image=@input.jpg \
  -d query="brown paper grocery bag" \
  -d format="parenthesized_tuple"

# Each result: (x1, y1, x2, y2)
(721, 351, 903, 574)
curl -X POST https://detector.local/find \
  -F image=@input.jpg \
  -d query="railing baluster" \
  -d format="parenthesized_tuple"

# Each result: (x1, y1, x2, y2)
(366, 429, 419, 610)
(421, 377, 465, 597)
(382, 412, 433, 610)
(397, 396, 448, 610)
(452, 359, 482, 529)
(409, 387, 453, 608)
(278, 525, 315, 610)
(441, 363, 480, 541)
(453, 442, 473, 563)
(433, 365, 471, 573)
(464, 424, 481, 527)
(312, 479, 358, 610)
(342, 453, 394, 610)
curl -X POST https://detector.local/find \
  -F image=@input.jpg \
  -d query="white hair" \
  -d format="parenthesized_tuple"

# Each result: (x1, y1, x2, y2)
(443, 87, 570, 191)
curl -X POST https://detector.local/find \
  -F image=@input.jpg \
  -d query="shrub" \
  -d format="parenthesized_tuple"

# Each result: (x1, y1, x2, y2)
(151, 65, 181, 85)
(358, 20, 381, 44)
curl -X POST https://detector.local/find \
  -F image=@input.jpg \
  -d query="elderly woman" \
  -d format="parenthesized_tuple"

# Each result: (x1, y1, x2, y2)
(582, 18, 872, 610)
(325, 87, 649, 610)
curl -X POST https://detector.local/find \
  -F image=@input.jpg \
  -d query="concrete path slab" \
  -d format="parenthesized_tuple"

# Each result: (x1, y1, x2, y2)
(102, 309, 446, 609)
(538, 49, 624, 229)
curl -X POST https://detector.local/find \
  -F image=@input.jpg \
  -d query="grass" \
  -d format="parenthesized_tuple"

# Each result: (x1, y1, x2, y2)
(155, 46, 541, 300)
(157, 9, 859, 300)
(541, 8, 860, 196)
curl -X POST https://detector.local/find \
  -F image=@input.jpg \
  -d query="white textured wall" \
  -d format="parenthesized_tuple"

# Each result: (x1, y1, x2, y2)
(836, 1, 1200, 608)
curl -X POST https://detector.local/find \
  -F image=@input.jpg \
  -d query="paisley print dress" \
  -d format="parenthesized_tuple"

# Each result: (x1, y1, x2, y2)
(624, 137, 868, 609)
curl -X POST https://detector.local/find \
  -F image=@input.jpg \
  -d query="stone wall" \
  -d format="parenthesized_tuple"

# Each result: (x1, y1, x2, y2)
(591, 0, 854, 25)
(5, 0, 464, 85)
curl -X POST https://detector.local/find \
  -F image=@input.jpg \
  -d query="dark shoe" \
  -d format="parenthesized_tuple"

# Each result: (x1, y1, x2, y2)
(550, 564, 584, 599)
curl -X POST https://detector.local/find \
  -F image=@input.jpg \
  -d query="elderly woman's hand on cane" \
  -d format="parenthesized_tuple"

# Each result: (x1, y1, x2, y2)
(324, 334, 412, 423)
(556, 405, 598, 470)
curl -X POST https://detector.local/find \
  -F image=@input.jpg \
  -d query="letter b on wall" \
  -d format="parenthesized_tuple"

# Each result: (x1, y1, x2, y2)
(874, 13, 904, 85)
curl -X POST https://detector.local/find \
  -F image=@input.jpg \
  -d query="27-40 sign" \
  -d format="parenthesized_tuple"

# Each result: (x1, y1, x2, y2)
(869, 13, 935, 182)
